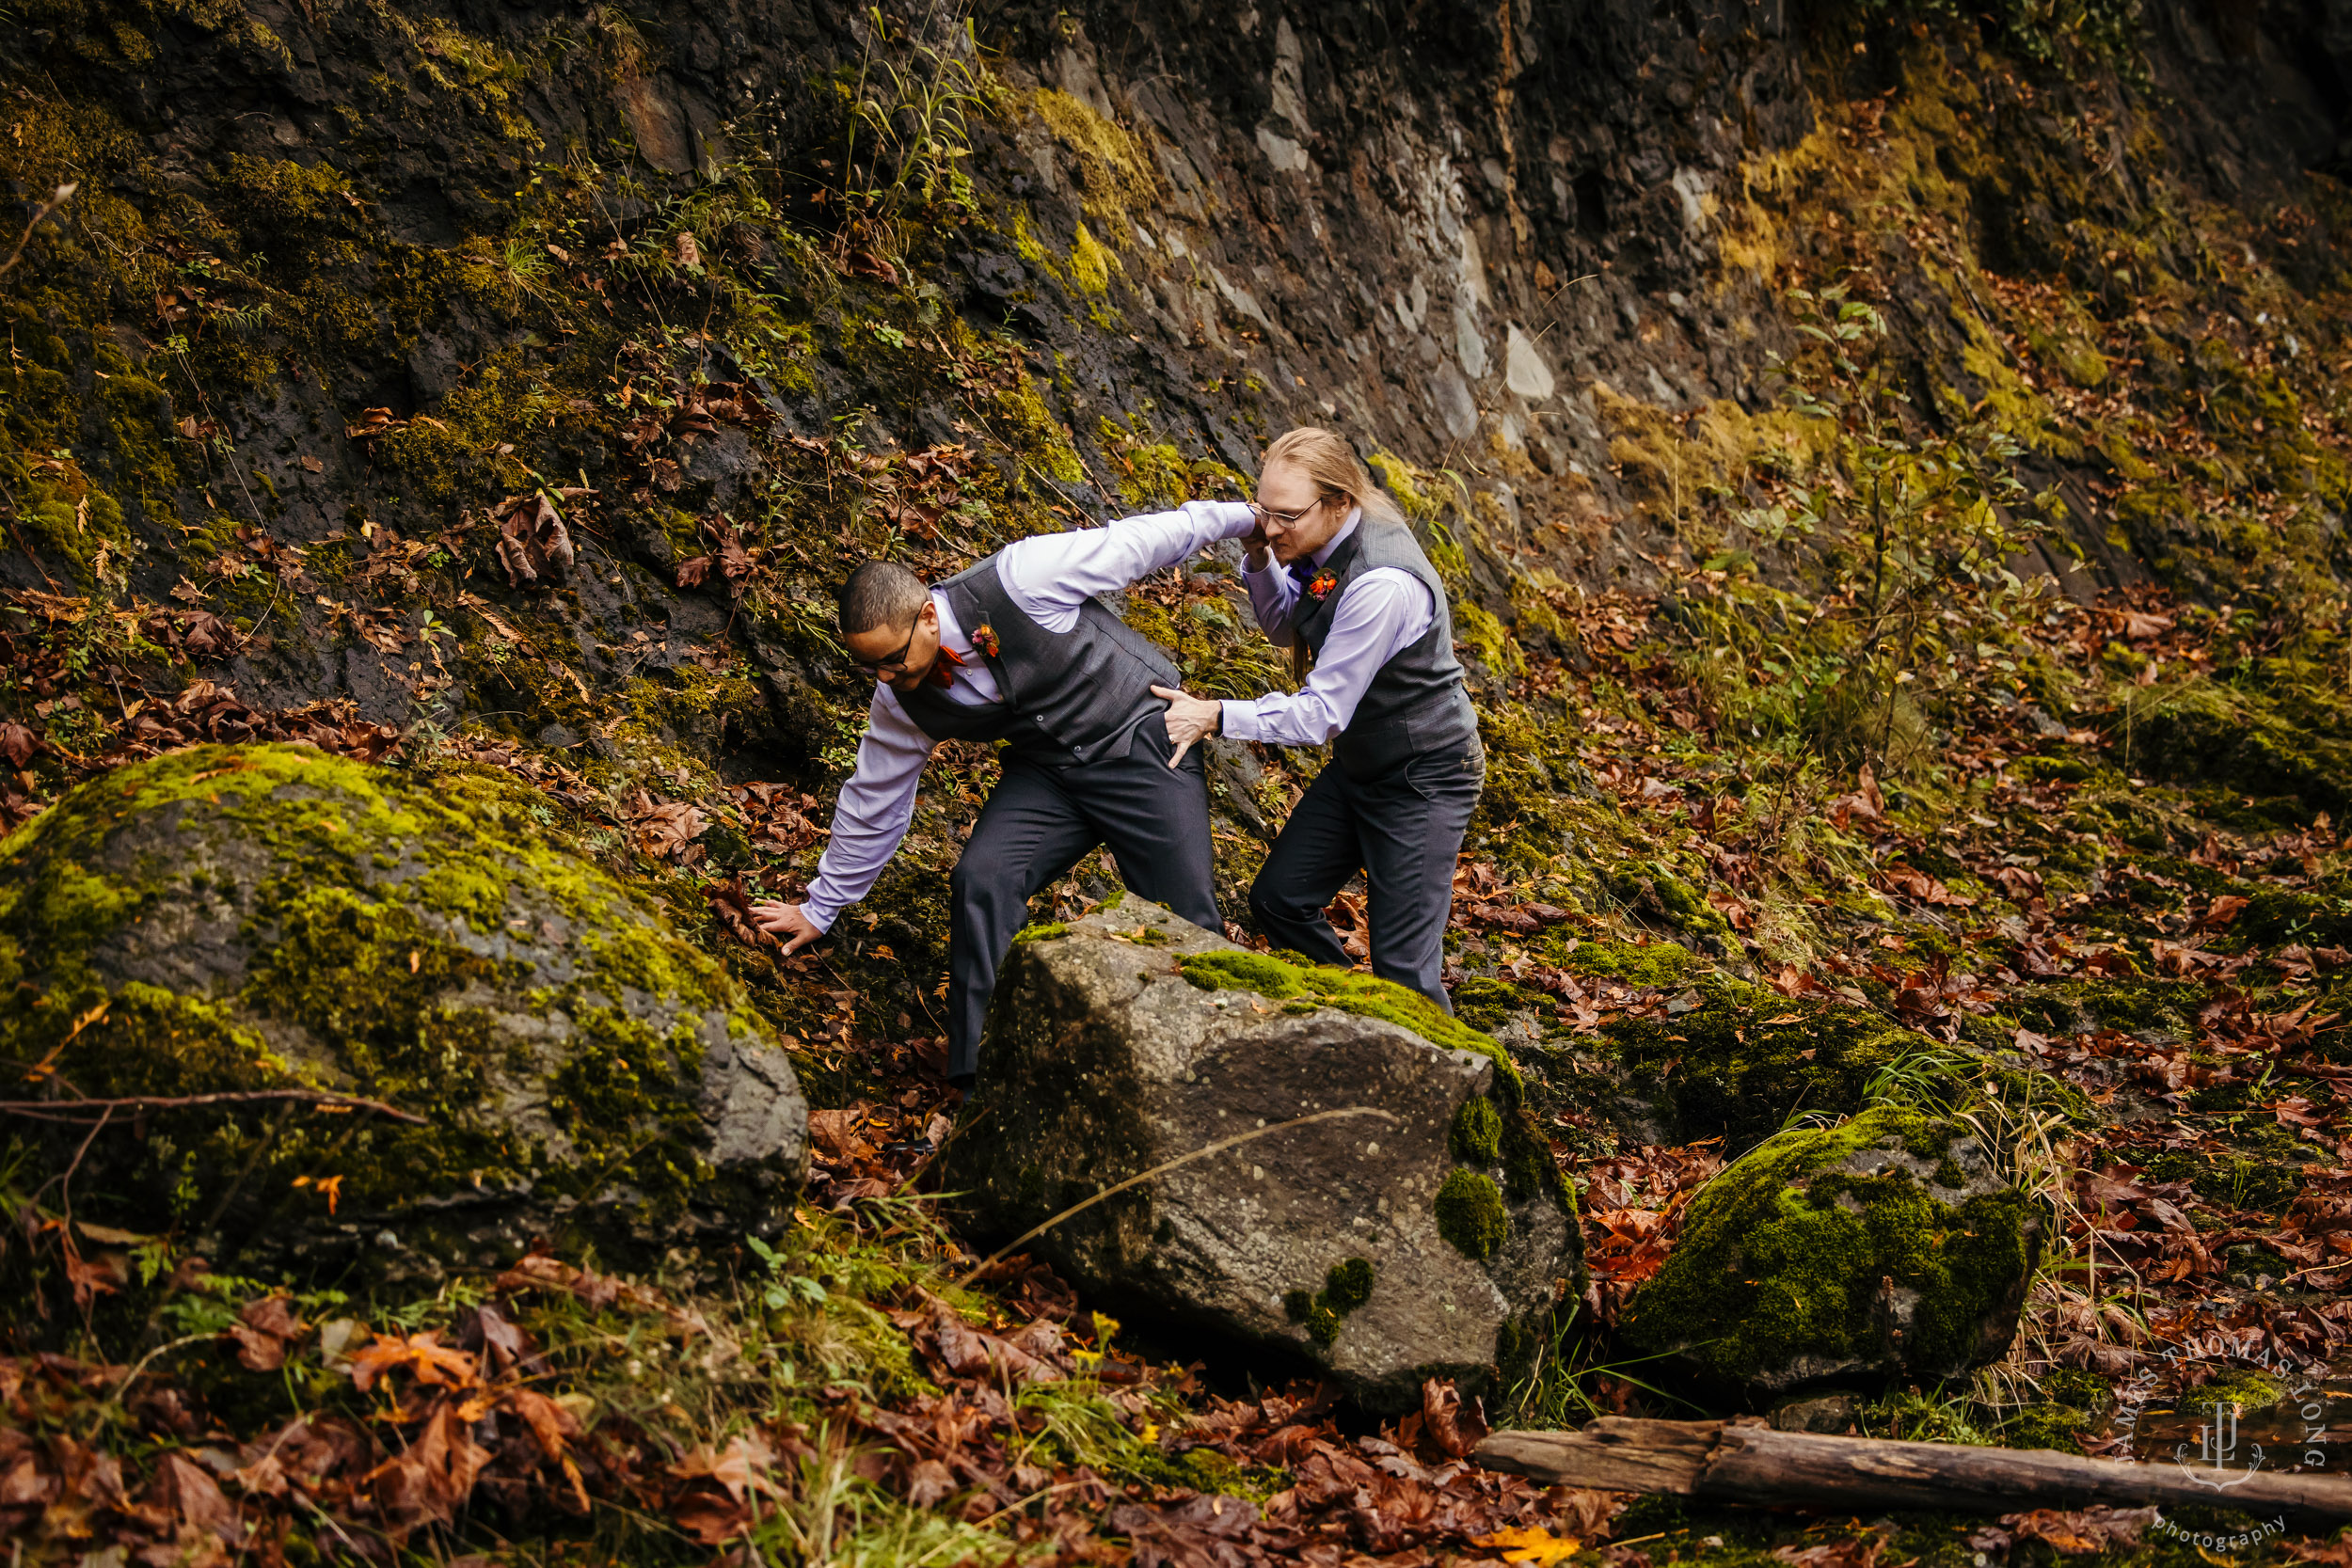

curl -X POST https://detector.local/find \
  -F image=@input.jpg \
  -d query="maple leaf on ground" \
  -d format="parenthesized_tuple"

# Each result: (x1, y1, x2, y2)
(61, 1242, 124, 1310)
(363, 1401, 492, 1541)
(345, 1331, 478, 1393)
(1970, 1507, 2157, 1556)
(920, 1295, 1066, 1386)
(489, 493, 575, 589)
(904, 1456, 957, 1508)
(1413, 1376, 1488, 1460)
(626, 790, 707, 860)
(2284, 1536, 2352, 1566)
(704, 879, 775, 951)
(229, 1294, 308, 1371)
(151, 1451, 241, 1544)
(1478, 1525, 1582, 1566)
(2201, 894, 2252, 929)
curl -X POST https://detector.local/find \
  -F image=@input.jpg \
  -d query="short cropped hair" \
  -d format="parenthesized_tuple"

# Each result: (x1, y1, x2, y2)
(837, 561, 929, 635)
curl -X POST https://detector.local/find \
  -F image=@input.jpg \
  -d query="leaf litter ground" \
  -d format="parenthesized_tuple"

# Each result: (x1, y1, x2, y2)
(8, 576, 2352, 1568)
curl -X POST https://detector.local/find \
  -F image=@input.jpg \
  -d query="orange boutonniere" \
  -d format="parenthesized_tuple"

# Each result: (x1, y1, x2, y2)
(972, 623, 999, 658)
(1306, 572, 1339, 600)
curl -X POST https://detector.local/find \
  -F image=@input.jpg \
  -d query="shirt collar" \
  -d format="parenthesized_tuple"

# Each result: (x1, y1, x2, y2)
(1311, 508, 1362, 569)
(929, 587, 971, 655)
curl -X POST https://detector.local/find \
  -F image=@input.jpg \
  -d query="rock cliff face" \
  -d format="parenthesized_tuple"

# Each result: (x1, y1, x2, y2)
(9, 0, 2352, 764)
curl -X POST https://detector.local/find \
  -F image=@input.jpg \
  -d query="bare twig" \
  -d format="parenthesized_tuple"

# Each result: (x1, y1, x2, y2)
(954, 1104, 1399, 1286)
(0, 1088, 429, 1125)
(28, 1104, 113, 1225)
(110, 1331, 224, 1400)
(0, 183, 77, 279)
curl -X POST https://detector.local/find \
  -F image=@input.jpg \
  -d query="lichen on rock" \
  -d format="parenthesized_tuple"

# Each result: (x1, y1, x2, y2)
(0, 743, 807, 1280)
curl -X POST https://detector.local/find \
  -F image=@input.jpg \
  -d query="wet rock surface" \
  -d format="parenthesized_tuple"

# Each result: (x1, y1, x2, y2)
(0, 743, 807, 1276)
(936, 900, 1579, 1410)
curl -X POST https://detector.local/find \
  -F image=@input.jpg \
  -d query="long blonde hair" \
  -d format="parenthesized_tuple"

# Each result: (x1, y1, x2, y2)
(1261, 428, 1404, 681)
(1260, 427, 1406, 528)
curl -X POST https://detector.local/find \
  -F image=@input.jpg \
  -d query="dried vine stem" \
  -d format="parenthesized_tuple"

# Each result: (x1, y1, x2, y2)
(953, 1104, 1399, 1287)
(0, 182, 77, 278)
(0, 1089, 428, 1126)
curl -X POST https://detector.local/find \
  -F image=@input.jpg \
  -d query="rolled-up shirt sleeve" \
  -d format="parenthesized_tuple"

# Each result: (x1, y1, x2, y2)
(799, 687, 933, 930)
(1220, 568, 1433, 747)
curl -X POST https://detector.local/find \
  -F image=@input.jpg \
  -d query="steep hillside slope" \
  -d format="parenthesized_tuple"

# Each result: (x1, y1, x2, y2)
(8, 2, 2352, 1564)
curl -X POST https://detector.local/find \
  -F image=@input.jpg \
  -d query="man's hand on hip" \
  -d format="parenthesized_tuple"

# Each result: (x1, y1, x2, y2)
(751, 900, 823, 954)
(1151, 685, 1221, 768)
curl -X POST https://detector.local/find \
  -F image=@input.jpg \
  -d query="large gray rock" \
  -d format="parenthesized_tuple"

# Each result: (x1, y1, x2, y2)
(936, 900, 1579, 1409)
(0, 743, 807, 1281)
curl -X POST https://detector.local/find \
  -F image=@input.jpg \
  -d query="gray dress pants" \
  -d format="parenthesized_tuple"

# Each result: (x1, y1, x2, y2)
(946, 722, 1219, 1084)
(1248, 740, 1485, 1007)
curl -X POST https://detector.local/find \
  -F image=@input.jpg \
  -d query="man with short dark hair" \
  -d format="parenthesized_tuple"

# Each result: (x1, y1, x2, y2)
(754, 500, 1257, 1088)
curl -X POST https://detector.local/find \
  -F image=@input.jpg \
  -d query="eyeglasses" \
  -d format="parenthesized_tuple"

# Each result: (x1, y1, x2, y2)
(851, 625, 919, 674)
(1248, 495, 1327, 529)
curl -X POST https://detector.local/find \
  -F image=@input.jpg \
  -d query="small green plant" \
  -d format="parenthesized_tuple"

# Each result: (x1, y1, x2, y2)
(1503, 1317, 1701, 1430)
(1710, 281, 2061, 783)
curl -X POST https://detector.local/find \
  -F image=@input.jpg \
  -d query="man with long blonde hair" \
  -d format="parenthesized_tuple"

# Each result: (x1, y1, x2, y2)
(1157, 428, 1484, 1011)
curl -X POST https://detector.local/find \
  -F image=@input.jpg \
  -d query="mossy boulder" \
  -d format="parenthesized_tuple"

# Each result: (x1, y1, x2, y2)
(0, 744, 807, 1281)
(1605, 977, 1955, 1150)
(1618, 1107, 2042, 1403)
(936, 903, 1579, 1410)
(2121, 667, 2352, 821)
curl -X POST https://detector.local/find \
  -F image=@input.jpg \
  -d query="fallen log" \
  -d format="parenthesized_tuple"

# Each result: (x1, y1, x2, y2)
(1476, 1418, 2352, 1525)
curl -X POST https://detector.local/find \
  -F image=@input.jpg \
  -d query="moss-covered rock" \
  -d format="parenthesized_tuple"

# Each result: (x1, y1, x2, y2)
(1604, 977, 1955, 1149)
(1618, 1107, 2042, 1402)
(0, 744, 807, 1282)
(2118, 666, 2352, 821)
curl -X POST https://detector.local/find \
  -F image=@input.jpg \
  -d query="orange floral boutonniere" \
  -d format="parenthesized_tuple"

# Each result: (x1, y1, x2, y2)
(971, 623, 1000, 658)
(1306, 571, 1339, 600)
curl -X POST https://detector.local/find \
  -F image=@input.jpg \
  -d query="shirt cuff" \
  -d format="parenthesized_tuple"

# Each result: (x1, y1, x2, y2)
(797, 894, 840, 932)
(1218, 699, 1267, 743)
(1184, 499, 1259, 540)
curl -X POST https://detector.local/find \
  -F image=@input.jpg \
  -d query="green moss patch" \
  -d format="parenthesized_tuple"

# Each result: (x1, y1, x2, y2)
(1435, 1169, 1508, 1260)
(1178, 950, 1520, 1094)
(1619, 1107, 2040, 1393)
(1451, 1097, 1502, 1164)
(1282, 1257, 1377, 1345)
